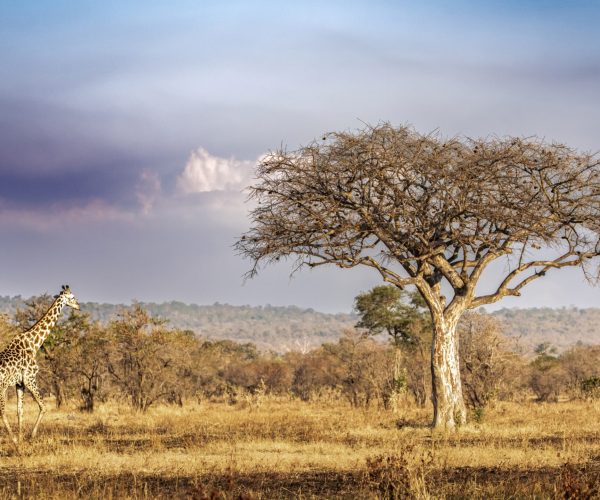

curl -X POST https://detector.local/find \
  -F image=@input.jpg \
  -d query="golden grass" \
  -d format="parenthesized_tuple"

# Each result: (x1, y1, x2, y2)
(0, 397, 600, 498)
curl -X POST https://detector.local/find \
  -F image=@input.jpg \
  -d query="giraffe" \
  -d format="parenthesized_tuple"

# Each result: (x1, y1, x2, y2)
(0, 285, 80, 445)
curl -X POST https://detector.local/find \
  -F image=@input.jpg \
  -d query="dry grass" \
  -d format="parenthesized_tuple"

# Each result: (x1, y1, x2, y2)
(1, 397, 600, 498)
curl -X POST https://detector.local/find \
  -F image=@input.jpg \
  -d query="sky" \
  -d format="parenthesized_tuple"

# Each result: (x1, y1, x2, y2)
(0, 1, 599, 312)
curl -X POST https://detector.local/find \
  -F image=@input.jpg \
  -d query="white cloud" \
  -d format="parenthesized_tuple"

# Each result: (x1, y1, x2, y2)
(177, 148, 256, 194)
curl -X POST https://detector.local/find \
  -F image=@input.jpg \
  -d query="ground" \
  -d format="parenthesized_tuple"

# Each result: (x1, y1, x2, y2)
(0, 397, 599, 498)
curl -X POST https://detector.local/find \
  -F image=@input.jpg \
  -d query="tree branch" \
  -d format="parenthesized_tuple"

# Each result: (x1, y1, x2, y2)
(472, 252, 592, 307)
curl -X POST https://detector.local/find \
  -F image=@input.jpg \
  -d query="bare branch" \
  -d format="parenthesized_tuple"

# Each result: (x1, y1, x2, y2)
(236, 123, 600, 312)
(472, 251, 592, 307)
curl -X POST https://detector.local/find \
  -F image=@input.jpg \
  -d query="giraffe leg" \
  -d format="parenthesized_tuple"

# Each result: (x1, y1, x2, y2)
(0, 388, 18, 445)
(24, 379, 45, 440)
(16, 384, 24, 443)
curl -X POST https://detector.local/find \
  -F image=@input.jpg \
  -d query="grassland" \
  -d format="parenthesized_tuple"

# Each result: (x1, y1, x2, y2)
(1, 397, 600, 498)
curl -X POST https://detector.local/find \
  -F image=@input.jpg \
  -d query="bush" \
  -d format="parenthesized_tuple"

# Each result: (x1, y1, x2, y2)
(581, 377, 600, 400)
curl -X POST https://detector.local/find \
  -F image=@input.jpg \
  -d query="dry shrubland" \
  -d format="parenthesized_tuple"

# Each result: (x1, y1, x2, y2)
(1, 300, 600, 497)
(1, 397, 600, 498)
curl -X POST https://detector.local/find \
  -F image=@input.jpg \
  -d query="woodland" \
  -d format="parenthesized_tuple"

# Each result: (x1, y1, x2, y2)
(0, 289, 599, 415)
(1, 295, 597, 354)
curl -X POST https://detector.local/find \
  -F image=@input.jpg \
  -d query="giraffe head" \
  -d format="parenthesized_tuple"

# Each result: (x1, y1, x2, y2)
(55, 285, 80, 310)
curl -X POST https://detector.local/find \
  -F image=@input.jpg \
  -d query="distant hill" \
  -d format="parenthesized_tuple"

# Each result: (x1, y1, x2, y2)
(107, 301, 357, 351)
(0, 296, 356, 352)
(491, 307, 600, 354)
(1, 296, 599, 353)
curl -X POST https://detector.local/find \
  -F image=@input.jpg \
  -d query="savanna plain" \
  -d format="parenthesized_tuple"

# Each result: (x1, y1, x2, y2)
(2, 397, 600, 499)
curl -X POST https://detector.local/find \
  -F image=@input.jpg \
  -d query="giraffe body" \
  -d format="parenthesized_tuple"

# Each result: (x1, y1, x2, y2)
(0, 285, 79, 445)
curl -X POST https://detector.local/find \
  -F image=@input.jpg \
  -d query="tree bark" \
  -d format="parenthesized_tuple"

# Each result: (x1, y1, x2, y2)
(430, 312, 467, 429)
(392, 345, 403, 384)
(393, 345, 405, 406)
(53, 379, 65, 409)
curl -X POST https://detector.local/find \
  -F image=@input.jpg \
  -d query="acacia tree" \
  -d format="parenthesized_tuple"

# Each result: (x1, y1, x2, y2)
(73, 323, 111, 412)
(236, 123, 600, 428)
(354, 286, 428, 408)
(355, 286, 423, 345)
(107, 305, 195, 411)
(458, 312, 510, 411)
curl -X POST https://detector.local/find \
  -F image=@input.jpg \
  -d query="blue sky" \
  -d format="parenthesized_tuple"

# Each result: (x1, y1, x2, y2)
(0, 1, 599, 311)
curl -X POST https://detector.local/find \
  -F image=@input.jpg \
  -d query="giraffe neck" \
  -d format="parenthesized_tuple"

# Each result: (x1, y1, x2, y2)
(21, 297, 66, 352)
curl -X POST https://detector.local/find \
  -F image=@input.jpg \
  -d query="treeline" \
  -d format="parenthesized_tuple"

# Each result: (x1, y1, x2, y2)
(0, 296, 355, 352)
(493, 307, 600, 353)
(2, 294, 600, 416)
(1, 296, 600, 354)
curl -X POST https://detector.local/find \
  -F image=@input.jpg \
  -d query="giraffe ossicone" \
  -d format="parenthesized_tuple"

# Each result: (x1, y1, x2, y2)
(0, 285, 80, 447)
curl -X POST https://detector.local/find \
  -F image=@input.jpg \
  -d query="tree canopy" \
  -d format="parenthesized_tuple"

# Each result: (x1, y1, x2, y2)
(354, 285, 424, 346)
(237, 123, 600, 312)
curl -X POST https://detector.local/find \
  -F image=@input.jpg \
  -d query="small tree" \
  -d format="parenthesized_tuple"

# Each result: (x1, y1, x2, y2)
(355, 286, 429, 408)
(322, 329, 390, 408)
(42, 310, 89, 408)
(561, 345, 600, 399)
(107, 305, 196, 411)
(458, 312, 510, 412)
(73, 323, 111, 412)
(190, 339, 260, 402)
(355, 286, 423, 344)
(289, 349, 341, 401)
(237, 123, 600, 428)
(530, 345, 565, 402)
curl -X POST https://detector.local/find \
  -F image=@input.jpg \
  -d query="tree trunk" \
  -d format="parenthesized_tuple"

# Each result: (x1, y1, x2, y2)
(80, 387, 94, 412)
(430, 313, 467, 429)
(387, 346, 404, 412)
(392, 346, 403, 384)
(54, 379, 65, 409)
(80, 375, 97, 412)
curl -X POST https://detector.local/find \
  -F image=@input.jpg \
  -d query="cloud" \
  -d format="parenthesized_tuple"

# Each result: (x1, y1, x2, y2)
(135, 170, 162, 214)
(177, 148, 256, 194)
(0, 199, 134, 232)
